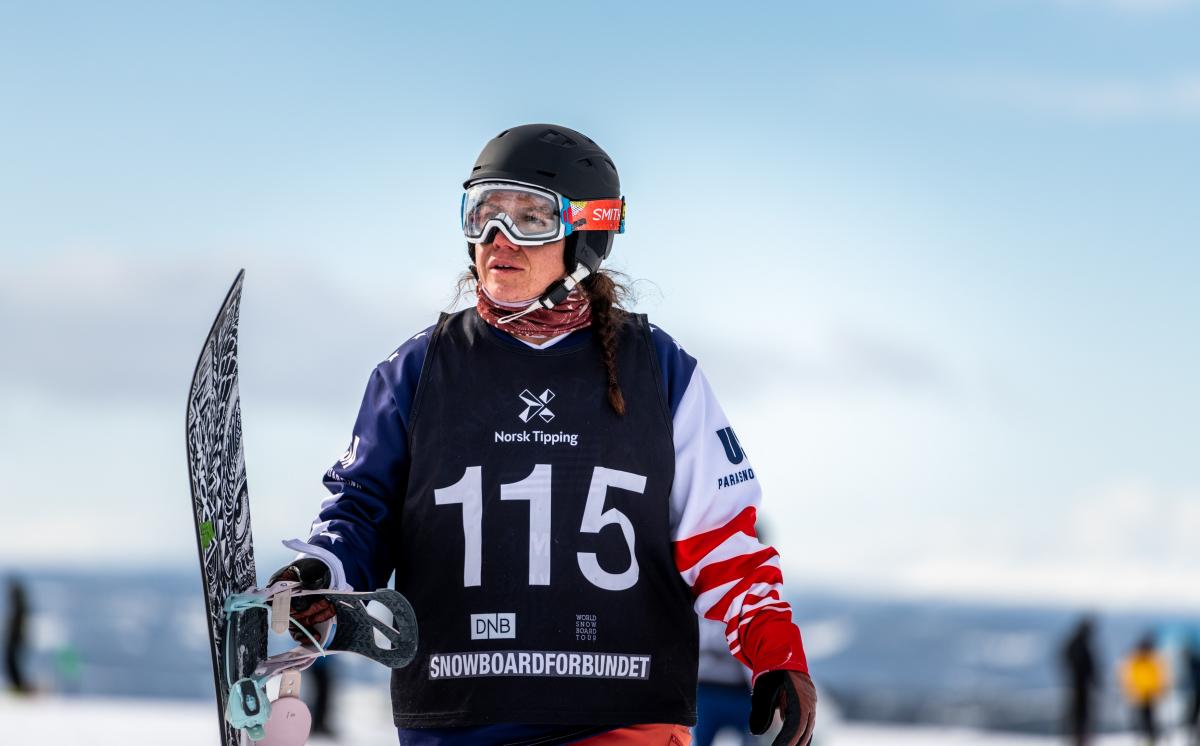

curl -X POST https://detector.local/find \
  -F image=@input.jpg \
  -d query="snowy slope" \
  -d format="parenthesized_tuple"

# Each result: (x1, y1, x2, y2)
(0, 689, 1140, 746)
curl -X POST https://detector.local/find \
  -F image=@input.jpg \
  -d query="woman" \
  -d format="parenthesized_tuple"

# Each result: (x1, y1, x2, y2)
(273, 124, 816, 745)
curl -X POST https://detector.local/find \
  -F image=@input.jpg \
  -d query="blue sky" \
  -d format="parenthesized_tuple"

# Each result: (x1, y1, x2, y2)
(1, 0, 1197, 608)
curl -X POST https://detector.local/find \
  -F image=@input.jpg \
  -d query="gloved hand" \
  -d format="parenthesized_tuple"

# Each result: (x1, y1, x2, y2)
(268, 558, 337, 644)
(749, 669, 817, 746)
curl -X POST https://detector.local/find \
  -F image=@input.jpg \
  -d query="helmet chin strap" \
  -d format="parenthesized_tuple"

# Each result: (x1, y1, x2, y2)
(497, 263, 593, 325)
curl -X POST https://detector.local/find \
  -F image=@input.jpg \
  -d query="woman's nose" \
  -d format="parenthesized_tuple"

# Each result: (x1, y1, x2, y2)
(491, 231, 522, 251)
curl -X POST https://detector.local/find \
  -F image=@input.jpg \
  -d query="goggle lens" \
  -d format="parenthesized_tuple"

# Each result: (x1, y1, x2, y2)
(463, 183, 563, 244)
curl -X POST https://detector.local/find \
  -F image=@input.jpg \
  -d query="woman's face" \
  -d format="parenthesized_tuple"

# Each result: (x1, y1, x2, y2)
(475, 230, 567, 303)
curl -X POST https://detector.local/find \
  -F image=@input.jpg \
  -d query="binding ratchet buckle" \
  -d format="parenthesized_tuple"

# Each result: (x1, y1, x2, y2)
(227, 676, 270, 740)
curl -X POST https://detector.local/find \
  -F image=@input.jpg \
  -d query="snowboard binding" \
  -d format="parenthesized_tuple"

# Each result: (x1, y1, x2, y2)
(222, 580, 419, 743)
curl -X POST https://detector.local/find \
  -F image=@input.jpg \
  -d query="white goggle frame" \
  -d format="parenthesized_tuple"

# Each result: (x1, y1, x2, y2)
(461, 180, 568, 247)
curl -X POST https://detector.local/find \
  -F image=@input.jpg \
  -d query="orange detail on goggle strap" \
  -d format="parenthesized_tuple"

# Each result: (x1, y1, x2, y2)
(564, 198, 625, 232)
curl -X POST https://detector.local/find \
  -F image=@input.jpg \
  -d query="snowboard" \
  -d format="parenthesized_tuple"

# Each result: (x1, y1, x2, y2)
(186, 269, 264, 746)
(187, 272, 421, 744)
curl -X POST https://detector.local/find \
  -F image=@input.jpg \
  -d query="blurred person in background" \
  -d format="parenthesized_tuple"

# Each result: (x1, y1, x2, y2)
(1061, 615, 1100, 746)
(1185, 634, 1200, 745)
(4, 576, 31, 694)
(306, 656, 336, 739)
(694, 614, 754, 746)
(267, 124, 817, 746)
(1120, 633, 1168, 745)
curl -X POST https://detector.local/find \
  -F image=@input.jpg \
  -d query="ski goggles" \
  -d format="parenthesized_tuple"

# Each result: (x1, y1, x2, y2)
(462, 180, 625, 246)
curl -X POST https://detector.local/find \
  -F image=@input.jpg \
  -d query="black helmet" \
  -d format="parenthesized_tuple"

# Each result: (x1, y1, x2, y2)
(465, 123, 621, 274)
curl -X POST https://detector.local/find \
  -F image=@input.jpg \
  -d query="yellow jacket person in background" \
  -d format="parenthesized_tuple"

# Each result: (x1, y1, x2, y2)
(1121, 633, 1169, 744)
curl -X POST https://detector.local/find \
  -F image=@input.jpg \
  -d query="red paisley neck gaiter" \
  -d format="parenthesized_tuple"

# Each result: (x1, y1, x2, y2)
(475, 284, 592, 340)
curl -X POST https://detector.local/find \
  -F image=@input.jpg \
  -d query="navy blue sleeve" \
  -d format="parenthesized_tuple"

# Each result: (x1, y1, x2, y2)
(648, 323, 699, 419)
(297, 327, 433, 591)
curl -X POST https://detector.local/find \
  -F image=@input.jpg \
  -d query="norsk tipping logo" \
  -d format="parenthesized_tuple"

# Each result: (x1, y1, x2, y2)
(518, 389, 556, 423)
(497, 388, 578, 446)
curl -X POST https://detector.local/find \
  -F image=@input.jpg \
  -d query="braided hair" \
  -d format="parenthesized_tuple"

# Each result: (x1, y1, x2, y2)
(580, 272, 629, 416)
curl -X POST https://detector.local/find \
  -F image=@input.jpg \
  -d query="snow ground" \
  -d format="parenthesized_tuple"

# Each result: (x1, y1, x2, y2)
(0, 689, 1147, 745)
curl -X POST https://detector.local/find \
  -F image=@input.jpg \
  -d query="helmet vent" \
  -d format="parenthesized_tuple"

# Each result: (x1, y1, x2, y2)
(496, 129, 510, 138)
(535, 169, 557, 178)
(539, 130, 577, 148)
(577, 158, 593, 168)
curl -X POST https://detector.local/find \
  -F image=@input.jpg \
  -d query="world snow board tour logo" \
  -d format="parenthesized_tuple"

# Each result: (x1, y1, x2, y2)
(495, 387, 580, 447)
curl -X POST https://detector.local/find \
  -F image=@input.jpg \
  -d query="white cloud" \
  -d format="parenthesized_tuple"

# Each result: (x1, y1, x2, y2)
(1065, 481, 1200, 570)
(693, 319, 955, 406)
(0, 251, 442, 573)
(0, 251, 436, 407)
(794, 481, 1200, 610)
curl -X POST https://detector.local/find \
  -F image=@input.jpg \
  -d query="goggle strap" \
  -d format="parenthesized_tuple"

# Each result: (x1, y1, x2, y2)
(563, 264, 591, 290)
(561, 198, 625, 233)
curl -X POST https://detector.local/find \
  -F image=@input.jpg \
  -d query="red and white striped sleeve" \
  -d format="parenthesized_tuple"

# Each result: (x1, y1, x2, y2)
(667, 363, 808, 684)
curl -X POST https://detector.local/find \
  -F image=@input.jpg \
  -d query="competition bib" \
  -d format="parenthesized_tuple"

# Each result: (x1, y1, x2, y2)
(390, 310, 698, 728)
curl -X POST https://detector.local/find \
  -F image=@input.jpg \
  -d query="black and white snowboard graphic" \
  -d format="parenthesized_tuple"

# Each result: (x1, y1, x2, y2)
(186, 270, 267, 746)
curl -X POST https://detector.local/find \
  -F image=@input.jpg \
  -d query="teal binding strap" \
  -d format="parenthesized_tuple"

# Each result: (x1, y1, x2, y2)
(222, 593, 328, 739)
(224, 594, 328, 661)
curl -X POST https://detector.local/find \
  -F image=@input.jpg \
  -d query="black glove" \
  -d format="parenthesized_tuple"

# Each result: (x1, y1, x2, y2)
(269, 557, 332, 591)
(268, 558, 335, 643)
(749, 669, 818, 746)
